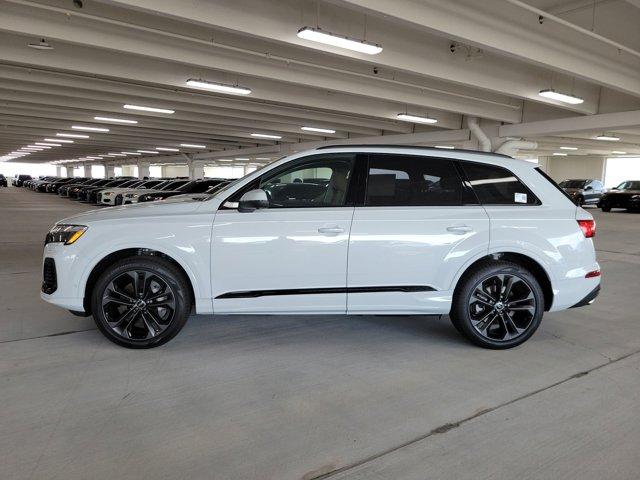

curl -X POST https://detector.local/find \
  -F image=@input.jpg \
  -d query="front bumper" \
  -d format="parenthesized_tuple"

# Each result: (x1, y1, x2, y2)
(40, 243, 86, 312)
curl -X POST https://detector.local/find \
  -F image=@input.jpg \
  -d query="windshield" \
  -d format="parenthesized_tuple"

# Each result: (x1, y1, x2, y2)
(615, 181, 640, 190)
(161, 180, 188, 190)
(176, 181, 197, 192)
(559, 180, 588, 188)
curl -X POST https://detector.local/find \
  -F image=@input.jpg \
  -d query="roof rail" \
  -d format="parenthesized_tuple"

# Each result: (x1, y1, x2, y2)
(314, 144, 513, 159)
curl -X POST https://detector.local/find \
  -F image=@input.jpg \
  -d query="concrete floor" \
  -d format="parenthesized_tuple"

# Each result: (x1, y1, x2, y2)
(1, 185, 639, 480)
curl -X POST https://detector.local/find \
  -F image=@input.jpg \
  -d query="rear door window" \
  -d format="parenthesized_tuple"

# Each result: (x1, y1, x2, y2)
(461, 162, 539, 205)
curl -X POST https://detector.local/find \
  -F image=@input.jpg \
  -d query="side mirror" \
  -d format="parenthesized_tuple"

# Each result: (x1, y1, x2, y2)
(585, 186, 593, 191)
(238, 189, 269, 212)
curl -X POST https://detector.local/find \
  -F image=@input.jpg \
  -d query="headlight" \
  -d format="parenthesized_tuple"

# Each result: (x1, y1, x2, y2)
(103, 191, 112, 195)
(125, 193, 138, 198)
(45, 225, 88, 245)
(632, 195, 640, 200)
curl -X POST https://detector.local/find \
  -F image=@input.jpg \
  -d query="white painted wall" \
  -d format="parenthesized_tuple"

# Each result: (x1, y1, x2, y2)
(162, 165, 189, 178)
(541, 155, 606, 183)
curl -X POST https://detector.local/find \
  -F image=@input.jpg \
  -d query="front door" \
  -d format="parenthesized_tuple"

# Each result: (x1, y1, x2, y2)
(212, 153, 357, 314)
(347, 153, 490, 314)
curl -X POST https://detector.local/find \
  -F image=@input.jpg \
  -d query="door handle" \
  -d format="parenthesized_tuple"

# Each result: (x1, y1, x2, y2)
(318, 226, 345, 235)
(446, 225, 473, 234)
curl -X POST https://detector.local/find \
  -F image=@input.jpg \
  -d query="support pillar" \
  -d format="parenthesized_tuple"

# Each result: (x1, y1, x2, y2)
(83, 164, 91, 178)
(104, 163, 116, 178)
(138, 161, 150, 179)
(188, 161, 205, 180)
(56, 166, 62, 177)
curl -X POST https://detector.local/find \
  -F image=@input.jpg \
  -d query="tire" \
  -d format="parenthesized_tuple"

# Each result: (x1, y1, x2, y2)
(91, 256, 192, 348)
(601, 205, 611, 212)
(450, 261, 544, 349)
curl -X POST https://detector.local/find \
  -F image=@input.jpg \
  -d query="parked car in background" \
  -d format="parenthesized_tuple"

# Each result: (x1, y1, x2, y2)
(118, 179, 190, 205)
(0, 174, 7, 187)
(98, 179, 165, 206)
(558, 179, 604, 206)
(599, 180, 640, 212)
(12, 174, 32, 186)
(82, 178, 138, 203)
(42, 146, 599, 349)
(137, 179, 229, 202)
(59, 178, 101, 197)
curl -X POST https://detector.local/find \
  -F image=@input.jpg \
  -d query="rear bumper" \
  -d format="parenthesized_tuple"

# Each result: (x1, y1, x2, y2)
(570, 284, 600, 308)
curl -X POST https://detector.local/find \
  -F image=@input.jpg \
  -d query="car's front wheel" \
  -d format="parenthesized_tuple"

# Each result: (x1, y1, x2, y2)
(450, 261, 544, 349)
(91, 256, 192, 348)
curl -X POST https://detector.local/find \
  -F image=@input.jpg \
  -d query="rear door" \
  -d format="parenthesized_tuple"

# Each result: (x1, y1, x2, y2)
(346, 153, 490, 314)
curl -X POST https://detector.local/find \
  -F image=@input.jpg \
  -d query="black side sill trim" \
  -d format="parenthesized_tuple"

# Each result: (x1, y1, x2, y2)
(570, 284, 600, 309)
(216, 285, 435, 299)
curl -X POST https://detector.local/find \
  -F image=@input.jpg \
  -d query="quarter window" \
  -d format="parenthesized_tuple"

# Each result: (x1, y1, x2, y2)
(461, 162, 539, 205)
(365, 154, 463, 206)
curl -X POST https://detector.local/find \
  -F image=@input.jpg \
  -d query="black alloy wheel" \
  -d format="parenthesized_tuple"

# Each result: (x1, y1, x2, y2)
(450, 261, 544, 349)
(92, 257, 192, 348)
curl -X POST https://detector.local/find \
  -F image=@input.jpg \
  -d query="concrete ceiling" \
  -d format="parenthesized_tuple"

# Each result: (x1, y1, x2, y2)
(0, 0, 639, 167)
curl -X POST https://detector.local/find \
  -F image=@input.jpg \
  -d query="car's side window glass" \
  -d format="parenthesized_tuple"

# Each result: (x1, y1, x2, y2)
(257, 154, 356, 208)
(461, 162, 539, 205)
(365, 154, 463, 206)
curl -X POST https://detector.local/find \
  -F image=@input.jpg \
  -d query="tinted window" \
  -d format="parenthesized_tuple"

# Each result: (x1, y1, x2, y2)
(462, 162, 539, 205)
(258, 154, 355, 208)
(559, 180, 588, 188)
(365, 154, 463, 206)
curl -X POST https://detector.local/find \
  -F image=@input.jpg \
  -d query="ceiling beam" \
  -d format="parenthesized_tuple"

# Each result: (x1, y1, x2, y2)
(500, 110, 640, 137)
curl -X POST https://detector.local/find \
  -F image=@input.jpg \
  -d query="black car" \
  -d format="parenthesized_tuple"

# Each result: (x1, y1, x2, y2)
(559, 179, 604, 206)
(13, 174, 32, 187)
(137, 179, 229, 202)
(0, 174, 7, 187)
(69, 179, 112, 199)
(45, 178, 80, 193)
(599, 180, 640, 212)
(59, 178, 101, 197)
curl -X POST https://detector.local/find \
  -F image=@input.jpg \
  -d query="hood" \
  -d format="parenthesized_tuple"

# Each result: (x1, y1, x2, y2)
(56, 196, 213, 225)
(605, 189, 640, 195)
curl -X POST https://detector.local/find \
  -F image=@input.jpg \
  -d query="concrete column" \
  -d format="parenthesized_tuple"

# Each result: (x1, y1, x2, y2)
(189, 161, 205, 179)
(83, 164, 91, 178)
(138, 162, 150, 179)
(56, 166, 62, 177)
(104, 163, 116, 178)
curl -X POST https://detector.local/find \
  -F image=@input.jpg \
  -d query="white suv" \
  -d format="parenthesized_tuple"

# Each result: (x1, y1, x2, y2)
(41, 146, 600, 349)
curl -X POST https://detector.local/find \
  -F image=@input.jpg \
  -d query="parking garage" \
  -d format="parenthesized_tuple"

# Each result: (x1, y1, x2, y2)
(2, 1, 640, 479)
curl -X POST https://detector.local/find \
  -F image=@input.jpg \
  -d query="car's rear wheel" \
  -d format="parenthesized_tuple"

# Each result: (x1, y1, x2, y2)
(450, 261, 544, 349)
(601, 204, 611, 212)
(91, 256, 192, 348)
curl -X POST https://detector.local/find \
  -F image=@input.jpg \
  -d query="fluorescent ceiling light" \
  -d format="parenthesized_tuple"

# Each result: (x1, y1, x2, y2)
(595, 134, 620, 141)
(121, 151, 139, 155)
(235, 157, 250, 160)
(72, 125, 109, 132)
(94, 116, 138, 124)
(155, 147, 180, 152)
(552, 152, 567, 156)
(560, 146, 578, 150)
(45, 138, 74, 144)
(85, 156, 103, 160)
(28, 145, 49, 149)
(251, 133, 282, 139)
(538, 89, 584, 105)
(301, 126, 336, 134)
(56, 133, 89, 138)
(185, 79, 251, 95)
(396, 113, 438, 124)
(28, 38, 53, 50)
(137, 150, 159, 154)
(218, 159, 233, 162)
(124, 104, 175, 114)
(434, 145, 455, 149)
(37, 142, 61, 146)
(612, 151, 627, 154)
(180, 143, 206, 149)
(297, 27, 382, 55)
(255, 157, 271, 160)
(107, 153, 127, 157)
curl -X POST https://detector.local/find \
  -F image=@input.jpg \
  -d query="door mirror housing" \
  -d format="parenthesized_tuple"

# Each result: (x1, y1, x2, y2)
(238, 189, 269, 212)
(584, 185, 593, 191)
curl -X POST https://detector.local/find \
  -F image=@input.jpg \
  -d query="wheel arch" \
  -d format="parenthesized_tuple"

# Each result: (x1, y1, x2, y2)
(83, 248, 196, 315)
(454, 252, 554, 311)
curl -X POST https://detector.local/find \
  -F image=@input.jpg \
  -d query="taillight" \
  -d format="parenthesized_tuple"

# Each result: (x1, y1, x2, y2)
(585, 270, 601, 278)
(577, 219, 596, 238)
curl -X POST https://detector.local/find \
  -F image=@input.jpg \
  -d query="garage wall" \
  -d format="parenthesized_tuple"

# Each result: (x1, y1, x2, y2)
(162, 165, 189, 177)
(541, 155, 606, 182)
